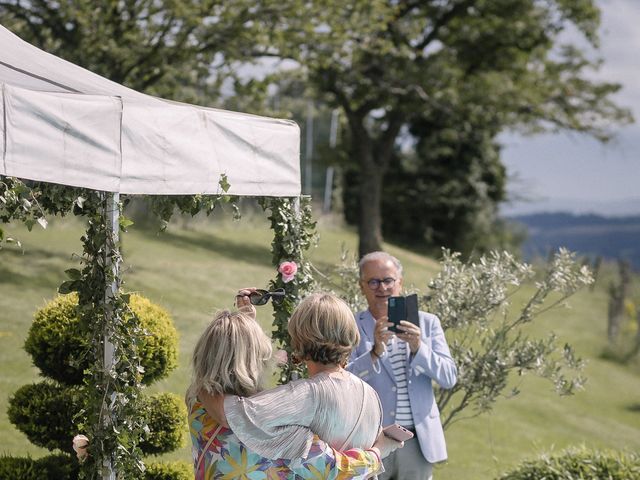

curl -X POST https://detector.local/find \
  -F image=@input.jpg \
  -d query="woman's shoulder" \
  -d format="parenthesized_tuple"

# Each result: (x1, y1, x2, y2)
(189, 398, 232, 436)
(347, 371, 380, 396)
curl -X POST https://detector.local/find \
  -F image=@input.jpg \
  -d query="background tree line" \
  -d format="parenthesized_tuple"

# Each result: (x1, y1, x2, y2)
(0, 0, 633, 258)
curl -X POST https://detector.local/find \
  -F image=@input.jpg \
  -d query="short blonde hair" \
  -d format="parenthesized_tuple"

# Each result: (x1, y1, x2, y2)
(288, 293, 360, 366)
(186, 310, 272, 404)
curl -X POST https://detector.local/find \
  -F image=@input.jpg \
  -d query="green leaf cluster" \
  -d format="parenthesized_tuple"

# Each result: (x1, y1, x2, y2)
(427, 248, 593, 427)
(497, 446, 640, 480)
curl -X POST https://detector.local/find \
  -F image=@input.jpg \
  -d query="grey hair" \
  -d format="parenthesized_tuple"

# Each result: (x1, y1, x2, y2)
(186, 310, 273, 406)
(358, 251, 403, 278)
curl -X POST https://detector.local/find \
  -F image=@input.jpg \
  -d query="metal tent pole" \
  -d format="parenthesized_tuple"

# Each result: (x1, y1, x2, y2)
(102, 191, 119, 480)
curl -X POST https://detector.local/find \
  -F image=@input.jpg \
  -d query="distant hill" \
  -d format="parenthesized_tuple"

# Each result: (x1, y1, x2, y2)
(509, 212, 640, 269)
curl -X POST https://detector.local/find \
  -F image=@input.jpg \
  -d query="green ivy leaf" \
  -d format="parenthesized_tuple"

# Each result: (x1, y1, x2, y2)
(219, 174, 231, 193)
(58, 280, 80, 294)
(23, 218, 36, 231)
(119, 216, 134, 230)
(65, 268, 82, 281)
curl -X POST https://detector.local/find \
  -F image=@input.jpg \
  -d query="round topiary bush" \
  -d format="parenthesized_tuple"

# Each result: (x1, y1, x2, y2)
(0, 453, 79, 480)
(0, 455, 190, 480)
(9, 382, 186, 456)
(497, 447, 640, 480)
(145, 460, 193, 480)
(25, 293, 178, 385)
(140, 393, 187, 455)
(8, 381, 81, 452)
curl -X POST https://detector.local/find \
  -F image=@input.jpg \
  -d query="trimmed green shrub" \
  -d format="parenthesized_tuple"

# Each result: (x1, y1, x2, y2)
(497, 447, 640, 480)
(131, 294, 179, 384)
(0, 455, 37, 479)
(0, 453, 79, 480)
(9, 382, 185, 455)
(24, 294, 86, 385)
(7, 382, 80, 452)
(145, 461, 192, 480)
(141, 393, 187, 455)
(25, 293, 178, 385)
(33, 454, 80, 479)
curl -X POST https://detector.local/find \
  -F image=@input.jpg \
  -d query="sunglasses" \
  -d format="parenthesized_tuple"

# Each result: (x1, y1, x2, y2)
(249, 288, 286, 306)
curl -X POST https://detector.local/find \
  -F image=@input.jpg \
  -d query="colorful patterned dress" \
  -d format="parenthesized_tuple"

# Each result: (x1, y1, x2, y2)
(189, 400, 382, 480)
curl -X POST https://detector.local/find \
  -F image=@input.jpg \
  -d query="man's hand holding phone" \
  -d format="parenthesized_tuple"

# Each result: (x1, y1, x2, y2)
(387, 294, 422, 353)
(372, 315, 393, 358)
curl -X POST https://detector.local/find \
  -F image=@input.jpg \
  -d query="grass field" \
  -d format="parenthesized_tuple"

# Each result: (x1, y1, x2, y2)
(1, 212, 639, 479)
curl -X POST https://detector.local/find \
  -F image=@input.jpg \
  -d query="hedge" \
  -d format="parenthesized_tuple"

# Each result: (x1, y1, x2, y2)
(497, 447, 640, 480)
(0, 454, 191, 480)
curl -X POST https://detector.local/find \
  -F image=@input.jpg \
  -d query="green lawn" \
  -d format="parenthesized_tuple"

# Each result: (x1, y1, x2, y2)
(1, 213, 639, 479)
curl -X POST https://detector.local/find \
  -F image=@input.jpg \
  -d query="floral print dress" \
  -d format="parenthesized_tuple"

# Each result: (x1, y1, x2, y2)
(189, 400, 382, 480)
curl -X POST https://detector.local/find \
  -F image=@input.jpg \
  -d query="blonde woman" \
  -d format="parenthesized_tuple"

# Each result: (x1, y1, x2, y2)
(186, 308, 398, 480)
(219, 291, 394, 461)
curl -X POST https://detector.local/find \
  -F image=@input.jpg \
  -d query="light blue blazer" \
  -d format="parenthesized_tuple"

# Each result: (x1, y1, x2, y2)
(347, 310, 457, 463)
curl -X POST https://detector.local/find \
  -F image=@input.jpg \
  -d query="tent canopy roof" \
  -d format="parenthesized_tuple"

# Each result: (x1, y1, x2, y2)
(0, 26, 301, 197)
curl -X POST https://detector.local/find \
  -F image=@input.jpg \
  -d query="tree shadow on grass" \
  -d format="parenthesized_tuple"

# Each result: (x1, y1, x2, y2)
(136, 227, 272, 268)
(0, 247, 72, 290)
(626, 403, 640, 413)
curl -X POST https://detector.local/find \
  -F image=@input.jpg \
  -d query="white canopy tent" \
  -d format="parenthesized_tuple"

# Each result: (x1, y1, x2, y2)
(0, 25, 301, 196)
(1, 25, 303, 479)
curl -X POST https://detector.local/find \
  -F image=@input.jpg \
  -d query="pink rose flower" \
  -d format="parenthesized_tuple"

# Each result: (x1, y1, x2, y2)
(274, 349, 288, 365)
(278, 261, 298, 283)
(72, 434, 89, 462)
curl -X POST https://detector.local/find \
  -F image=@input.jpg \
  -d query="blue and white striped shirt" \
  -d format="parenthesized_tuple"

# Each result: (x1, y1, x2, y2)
(386, 337, 413, 428)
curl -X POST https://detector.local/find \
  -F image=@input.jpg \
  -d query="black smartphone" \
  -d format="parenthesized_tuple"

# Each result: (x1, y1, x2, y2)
(387, 294, 419, 333)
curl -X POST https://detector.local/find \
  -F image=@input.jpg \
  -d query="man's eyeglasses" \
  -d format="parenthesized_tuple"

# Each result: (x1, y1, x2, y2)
(249, 288, 286, 306)
(365, 277, 396, 290)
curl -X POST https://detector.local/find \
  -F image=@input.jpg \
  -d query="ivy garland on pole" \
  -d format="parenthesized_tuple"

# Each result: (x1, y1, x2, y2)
(0, 175, 236, 478)
(259, 196, 317, 383)
(67, 193, 147, 479)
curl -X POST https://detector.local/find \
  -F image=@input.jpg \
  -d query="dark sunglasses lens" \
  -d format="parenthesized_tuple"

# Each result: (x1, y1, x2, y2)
(249, 292, 269, 306)
(270, 288, 285, 306)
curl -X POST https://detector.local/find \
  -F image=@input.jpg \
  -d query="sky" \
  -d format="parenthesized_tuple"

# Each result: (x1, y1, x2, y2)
(500, 0, 640, 217)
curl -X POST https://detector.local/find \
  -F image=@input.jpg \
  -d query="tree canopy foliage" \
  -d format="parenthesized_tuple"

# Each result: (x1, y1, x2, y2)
(244, 0, 632, 256)
(0, 0, 261, 100)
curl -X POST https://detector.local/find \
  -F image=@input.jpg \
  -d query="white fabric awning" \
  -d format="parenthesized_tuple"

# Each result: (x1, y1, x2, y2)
(0, 25, 301, 196)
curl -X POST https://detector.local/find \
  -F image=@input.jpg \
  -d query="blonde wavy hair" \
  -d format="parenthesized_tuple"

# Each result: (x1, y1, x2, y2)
(288, 293, 360, 366)
(186, 310, 272, 405)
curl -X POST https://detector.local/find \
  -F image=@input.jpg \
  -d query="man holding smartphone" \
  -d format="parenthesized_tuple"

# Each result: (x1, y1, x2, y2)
(347, 252, 457, 480)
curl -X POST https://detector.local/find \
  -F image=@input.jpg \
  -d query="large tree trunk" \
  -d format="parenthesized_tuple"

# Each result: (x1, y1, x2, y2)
(358, 164, 384, 257)
(345, 110, 402, 258)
